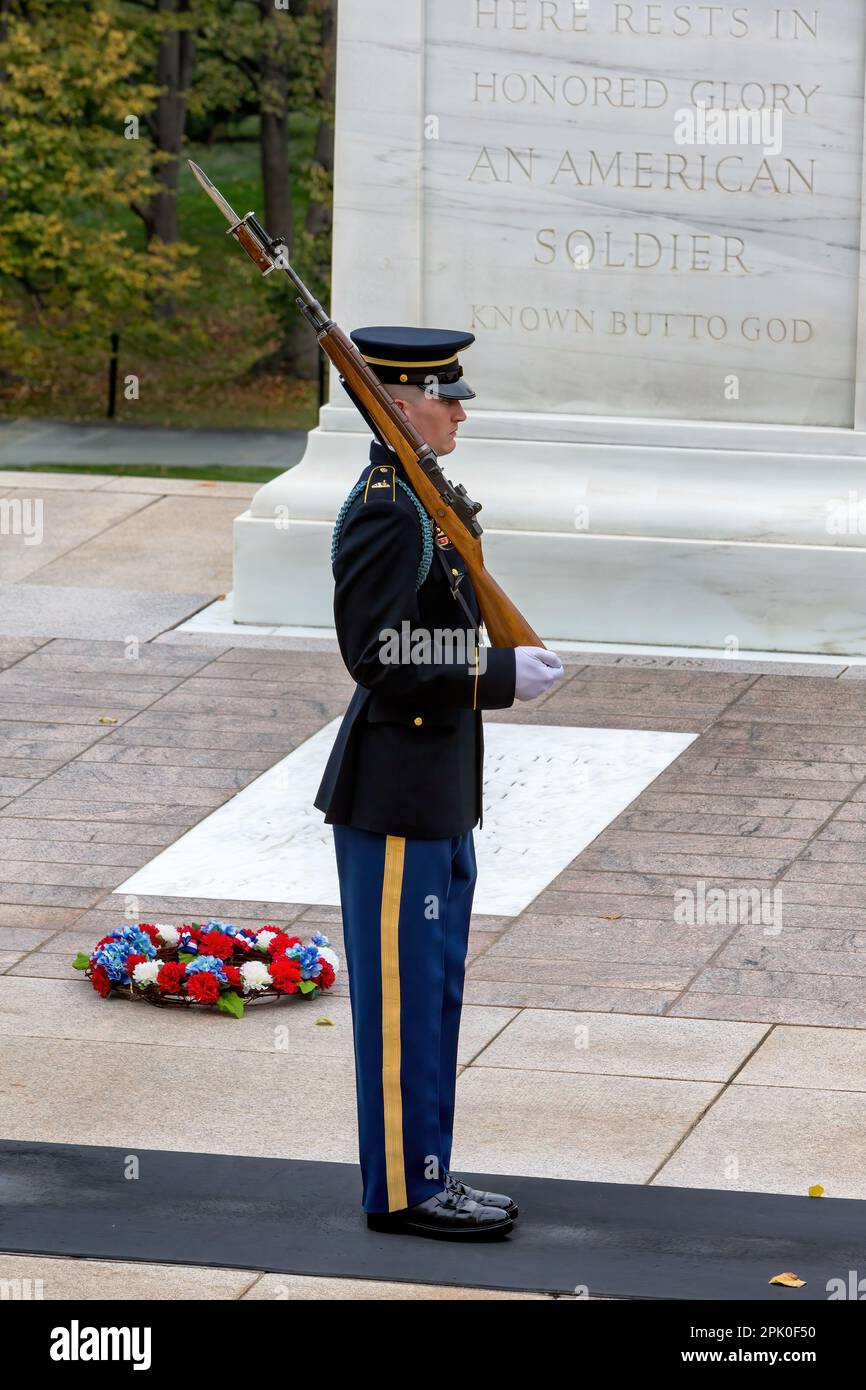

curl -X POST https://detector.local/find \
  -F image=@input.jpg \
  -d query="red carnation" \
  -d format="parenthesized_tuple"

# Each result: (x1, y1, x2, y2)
(125, 953, 147, 974)
(224, 965, 243, 988)
(157, 961, 185, 993)
(186, 971, 220, 1004)
(139, 924, 161, 944)
(90, 964, 112, 997)
(270, 956, 302, 994)
(266, 931, 295, 958)
(199, 930, 235, 960)
(284, 936, 302, 948)
(317, 960, 335, 990)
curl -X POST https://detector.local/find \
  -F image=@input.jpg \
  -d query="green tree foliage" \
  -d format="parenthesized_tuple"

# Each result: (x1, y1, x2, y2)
(190, 0, 328, 300)
(0, 0, 200, 384)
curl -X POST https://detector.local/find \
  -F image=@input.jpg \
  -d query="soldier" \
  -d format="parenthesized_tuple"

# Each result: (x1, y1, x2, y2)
(315, 326, 564, 1240)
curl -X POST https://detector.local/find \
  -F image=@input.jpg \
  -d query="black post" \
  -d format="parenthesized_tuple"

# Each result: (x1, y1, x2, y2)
(107, 332, 119, 419)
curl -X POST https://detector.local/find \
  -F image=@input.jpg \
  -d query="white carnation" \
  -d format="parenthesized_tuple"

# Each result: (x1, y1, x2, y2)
(240, 961, 272, 993)
(255, 930, 277, 952)
(317, 946, 340, 976)
(155, 924, 179, 946)
(132, 961, 160, 988)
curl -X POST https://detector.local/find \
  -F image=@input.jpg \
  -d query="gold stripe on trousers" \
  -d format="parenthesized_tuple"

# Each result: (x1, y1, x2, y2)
(380, 834, 408, 1210)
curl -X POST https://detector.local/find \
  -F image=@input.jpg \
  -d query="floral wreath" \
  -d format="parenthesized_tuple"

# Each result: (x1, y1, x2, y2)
(72, 920, 339, 1018)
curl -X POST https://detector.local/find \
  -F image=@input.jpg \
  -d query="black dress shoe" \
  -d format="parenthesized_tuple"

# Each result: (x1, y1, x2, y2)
(367, 1186, 513, 1240)
(445, 1172, 519, 1219)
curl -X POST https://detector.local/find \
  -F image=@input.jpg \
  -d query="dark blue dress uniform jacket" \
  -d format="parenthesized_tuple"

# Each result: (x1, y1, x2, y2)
(315, 440, 517, 839)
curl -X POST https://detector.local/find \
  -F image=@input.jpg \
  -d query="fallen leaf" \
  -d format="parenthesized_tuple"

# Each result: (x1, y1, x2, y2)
(769, 1272, 806, 1288)
(596, 914, 621, 920)
(808, 1184, 824, 1198)
(316, 1016, 334, 1027)
(98, 717, 118, 725)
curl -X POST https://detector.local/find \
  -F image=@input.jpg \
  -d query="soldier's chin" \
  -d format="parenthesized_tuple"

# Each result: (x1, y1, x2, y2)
(440, 433, 458, 453)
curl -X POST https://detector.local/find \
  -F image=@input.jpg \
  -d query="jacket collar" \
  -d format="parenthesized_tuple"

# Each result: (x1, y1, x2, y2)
(367, 438, 415, 488)
(369, 438, 398, 469)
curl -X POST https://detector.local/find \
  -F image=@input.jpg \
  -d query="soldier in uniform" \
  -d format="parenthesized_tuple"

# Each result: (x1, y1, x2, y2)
(315, 327, 564, 1240)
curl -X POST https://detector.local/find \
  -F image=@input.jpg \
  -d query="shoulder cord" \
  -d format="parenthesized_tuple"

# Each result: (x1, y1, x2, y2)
(330, 477, 434, 590)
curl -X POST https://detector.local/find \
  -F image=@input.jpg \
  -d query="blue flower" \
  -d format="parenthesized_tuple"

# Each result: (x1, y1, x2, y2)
(93, 942, 131, 983)
(184, 954, 228, 983)
(203, 919, 238, 936)
(119, 926, 157, 959)
(91, 925, 157, 985)
(296, 945, 320, 977)
(311, 932, 331, 948)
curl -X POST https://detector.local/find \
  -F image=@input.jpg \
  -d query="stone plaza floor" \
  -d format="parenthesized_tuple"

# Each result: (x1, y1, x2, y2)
(2, 468, 866, 1300)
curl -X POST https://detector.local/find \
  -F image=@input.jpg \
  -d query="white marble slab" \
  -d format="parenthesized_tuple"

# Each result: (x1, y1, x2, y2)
(113, 721, 695, 918)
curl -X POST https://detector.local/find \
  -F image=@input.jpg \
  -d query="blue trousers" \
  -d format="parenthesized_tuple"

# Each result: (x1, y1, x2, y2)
(332, 824, 477, 1213)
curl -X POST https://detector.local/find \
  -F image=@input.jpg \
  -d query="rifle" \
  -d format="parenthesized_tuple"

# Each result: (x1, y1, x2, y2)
(188, 160, 544, 648)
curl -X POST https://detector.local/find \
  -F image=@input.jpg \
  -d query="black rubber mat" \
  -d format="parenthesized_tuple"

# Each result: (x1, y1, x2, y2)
(0, 1139, 861, 1299)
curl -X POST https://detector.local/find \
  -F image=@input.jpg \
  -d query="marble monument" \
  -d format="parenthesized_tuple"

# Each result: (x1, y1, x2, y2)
(233, 0, 866, 654)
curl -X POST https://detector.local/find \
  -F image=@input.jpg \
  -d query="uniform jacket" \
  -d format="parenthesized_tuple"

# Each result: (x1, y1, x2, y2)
(314, 440, 517, 838)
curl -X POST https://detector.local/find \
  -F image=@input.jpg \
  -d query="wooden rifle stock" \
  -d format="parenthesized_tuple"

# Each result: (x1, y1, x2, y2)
(319, 324, 545, 649)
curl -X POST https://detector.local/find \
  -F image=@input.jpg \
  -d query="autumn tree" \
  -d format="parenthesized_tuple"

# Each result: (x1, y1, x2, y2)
(0, 0, 200, 392)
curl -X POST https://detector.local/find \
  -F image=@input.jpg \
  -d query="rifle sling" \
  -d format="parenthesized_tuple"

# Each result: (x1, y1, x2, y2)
(433, 543, 482, 642)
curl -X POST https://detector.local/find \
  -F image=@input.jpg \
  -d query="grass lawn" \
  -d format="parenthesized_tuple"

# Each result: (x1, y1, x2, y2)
(0, 462, 286, 485)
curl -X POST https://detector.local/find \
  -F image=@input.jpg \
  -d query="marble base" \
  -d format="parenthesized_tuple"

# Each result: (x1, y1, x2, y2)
(233, 416, 866, 654)
(113, 721, 695, 918)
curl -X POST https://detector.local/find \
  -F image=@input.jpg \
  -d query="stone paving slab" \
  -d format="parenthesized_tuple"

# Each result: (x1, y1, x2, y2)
(668, 992, 866, 1027)
(481, 918, 732, 961)
(242, 1273, 551, 1300)
(98, 478, 260, 498)
(0, 636, 44, 669)
(471, 1011, 769, 1081)
(452, 1067, 722, 1183)
(0, 1254, 260, 1301)
(0, 468, 118, 490)
(0, 979, 515, 1069)
(0, 488, 156, 584)
(1, 1035, 364, 1163)
(655, 1084, 866, 1198)
(0, 1255, 553, 1301)
(23, 495, 248, 594)
(0, 586, 213, 641)
(786, 862, 866, 885)
(8, 636, 223, 675)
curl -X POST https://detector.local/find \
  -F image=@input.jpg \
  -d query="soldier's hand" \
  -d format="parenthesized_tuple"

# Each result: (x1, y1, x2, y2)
(514, 647, 565, 701)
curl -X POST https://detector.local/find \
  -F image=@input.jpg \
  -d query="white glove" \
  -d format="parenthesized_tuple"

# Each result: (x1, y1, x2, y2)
(514, 646, 565, 701)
